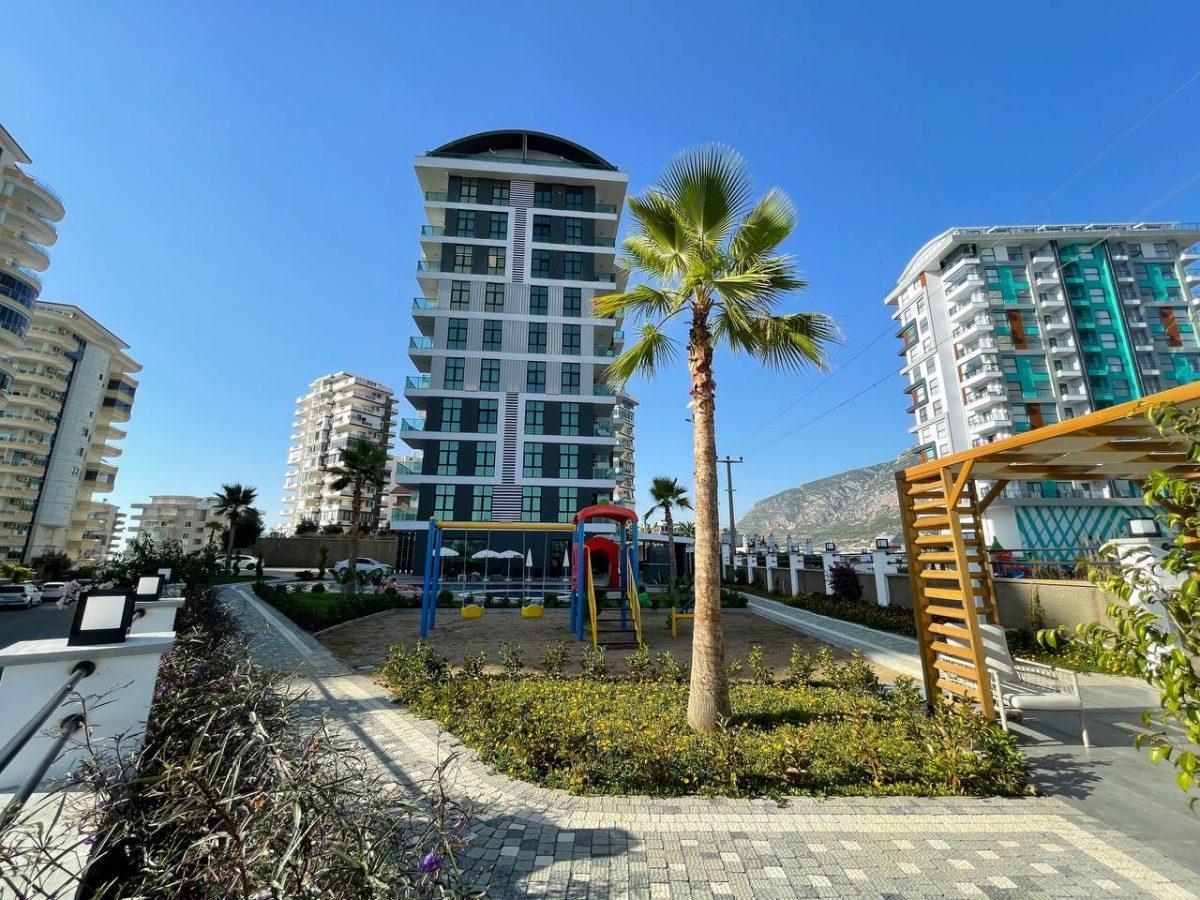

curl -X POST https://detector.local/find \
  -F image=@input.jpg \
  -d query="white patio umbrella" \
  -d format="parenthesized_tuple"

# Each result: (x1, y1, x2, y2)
(438, 547, 460, 557)
(499, 549, 524, 580)
(471, 549, 501, 560)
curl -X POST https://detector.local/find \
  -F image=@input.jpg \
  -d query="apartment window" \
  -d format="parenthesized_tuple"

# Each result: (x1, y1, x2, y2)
(564, 252, 583, 280)
(532, 215, 551, 241)
(436, 441, 460, 476)
(474, 442, 496, 477)
(484, 283, 504, 312)
(529, 322, 547, 354)
(532, 250, 551, 279)
(453, 210, 475, 236)
(521, 486, 542, 522)
(562, 324, 581, 356)
(560, 402, 579, 435)
(450, 281, 471, 309)
(565, 188, 583, 210)
(559, 444, 579, 479)
(561, 362, 581, 395)
(564, 218, 584, 245)
(489, 212, 508, 240)
(458, 178, 478, 203)
(492, 181, 510, 204)
(447, 317, 468, 349)
(523, 442, 544, 477)
(525, 400, 545, 434)
(530, 286, 549, 315)
(453, 246, 473, 273)
(478, 399, 498, 433)
(442, 398, 463, 432)
(486, 246, 506, 275)
(563, 288, 582, 317)
(534, 186, 552, 207)
(444, 358, 465, 389)
(482, 319, 502, 350)
(480, 359, 500, 391)
(558, 487, 578, 523)
(433, 484, 456, 519)
(526, 361, 546, 392)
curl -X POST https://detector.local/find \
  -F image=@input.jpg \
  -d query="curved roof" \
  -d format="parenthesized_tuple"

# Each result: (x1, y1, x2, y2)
(430, 130, 615, 170)
(573, 503, 638, 524)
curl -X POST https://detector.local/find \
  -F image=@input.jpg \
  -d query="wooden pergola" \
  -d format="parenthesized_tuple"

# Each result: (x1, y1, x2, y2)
(895, 380, 1200, 717)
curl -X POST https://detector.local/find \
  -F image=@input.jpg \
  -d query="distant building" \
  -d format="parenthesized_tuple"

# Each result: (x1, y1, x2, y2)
(78, 501, 125, 565)
(128, 495, 219, 553)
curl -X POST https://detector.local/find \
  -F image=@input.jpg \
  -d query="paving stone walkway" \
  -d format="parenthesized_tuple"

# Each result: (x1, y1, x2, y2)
(223, 584, 1200, 899)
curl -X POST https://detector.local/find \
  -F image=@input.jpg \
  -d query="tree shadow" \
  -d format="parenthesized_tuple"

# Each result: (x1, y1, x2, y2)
(1024, 751, 1108, 800)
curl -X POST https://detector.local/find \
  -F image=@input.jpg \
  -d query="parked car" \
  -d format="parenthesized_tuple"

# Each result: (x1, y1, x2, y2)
(0, 583, 42, 608)
(40, 582, 67, 601)
(332, 557, 393, 576)
(216, 554, 260, 571)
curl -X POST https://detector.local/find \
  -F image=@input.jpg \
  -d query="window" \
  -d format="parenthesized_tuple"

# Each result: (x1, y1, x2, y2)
(534, 186, 552, 207)
(521, 486, 542, 522)
(529, 322, 547, 353)
(559, 444, 579, 478)
(532, 215, 551, 241)
(563, 288, 581, 317)
(532, 250, 551, 279)
(470, 486, 492, 521)
(484, 283, 504, 311)
(450, 281, 471, 309)
(526, 361, 546, 392)
(480, 359, 500, 391)
(530, 286, 549, 315)
(442, 398, 462, 432)
(562, 324, 581, 356)
(525, 400, 545, 434)
(482, 319, 502, 350)
(561, 363, 580, 395)
(453, 209, 475, 236)
(564, 218, 583, 245)
(447, 317, 468, 349)
(564, 252, 583, 279)
(558, 487, 578, 523)
(565, 188, 583, 210)
(560, 402, 579, 435)
(492, 181, 510, 205)
(458, 178, 478, 203)
(523, 442, 544, 477)
(489, 212, 508, 240)
(453, 246, 473, 274)
(444, 357, 465, 389)
(436, 441, 460, 476)
(478, 399, 498, 433)
(434, 484, 456, 519)
(475, 443, 496, 476)
(486, 246, 506, 275)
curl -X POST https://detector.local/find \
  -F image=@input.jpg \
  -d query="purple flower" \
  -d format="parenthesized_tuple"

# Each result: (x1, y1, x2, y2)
(420, 852, 443, 876)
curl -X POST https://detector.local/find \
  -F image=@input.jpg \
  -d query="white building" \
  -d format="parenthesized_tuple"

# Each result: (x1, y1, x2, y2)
(128, 495, 219, 552)
(78, 501, 125, 565)
(885, 222, 1200, 554)
(280, 371, 395, 533)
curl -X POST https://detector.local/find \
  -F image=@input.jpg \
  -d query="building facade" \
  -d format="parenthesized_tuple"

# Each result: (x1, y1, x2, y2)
(885, 222, 1200, 553)
(0, 125, 65, 400)
(396, 130, 631, 563)
(279, 371, 395, 533)
(78, 500, 125, 565)
(128, 495, 218, 552)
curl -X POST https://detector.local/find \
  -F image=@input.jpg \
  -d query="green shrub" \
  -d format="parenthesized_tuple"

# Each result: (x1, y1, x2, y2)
(252, 582, 411, 631)
(461, 651, 487, 679)
(499, 642, 524, 676)
(788, 645, 817, 685)
(720, 587, 747, 608)
(311, 583, 326, 594)
(824, 649, 881, 695)
(624, 646, 654, 681)
(541, 641, 570, 677)
(377, 641, 450, 703)
(725, 658, 744, 679)
(655, 651, 687, 684)
(580, 645, 607, 679)
(747, 645, 771, 686)
(732, 583, 919, 637)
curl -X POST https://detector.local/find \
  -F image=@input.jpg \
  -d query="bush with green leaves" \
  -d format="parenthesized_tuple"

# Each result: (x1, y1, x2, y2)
(95, 534, 220, 590)
(788, 645, 817, 685)
(655, 651, 688, 684)
(460, 651, 487, 679)
(498, 642, 524, 676)
(252, 581, 415, 631)
(747, 645, 771, 685)
(540, 641, 570, 677)
(580, 645, 608, 679)
(624, 645, 654, 681)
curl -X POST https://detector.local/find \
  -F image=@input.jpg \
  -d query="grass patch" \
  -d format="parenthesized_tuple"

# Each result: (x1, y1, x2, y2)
(377, 642, 1029, 799)
(253, 581, 418, 631)
(210, 574, 275, 585)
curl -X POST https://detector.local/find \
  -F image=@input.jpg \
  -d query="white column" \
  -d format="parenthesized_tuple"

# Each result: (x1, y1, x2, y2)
(822, 551, 837, 595)
(789, 553, 800, 596)
(871, 549, 893, 606)
(129, 598, 186, 635)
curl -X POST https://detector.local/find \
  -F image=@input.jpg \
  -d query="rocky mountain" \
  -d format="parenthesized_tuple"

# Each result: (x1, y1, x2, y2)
(737, 451, 920, 547)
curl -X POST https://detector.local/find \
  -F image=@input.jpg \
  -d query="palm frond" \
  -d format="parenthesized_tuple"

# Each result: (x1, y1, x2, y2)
(604, 322, 679, 387)
(714, 309, 840, 372)
(660, 144, 752, 243)
(593, 284, 680, 321)
(729, 187, 797, 262)
(620, 233, 685, 283)
(626, 191, 689, 271)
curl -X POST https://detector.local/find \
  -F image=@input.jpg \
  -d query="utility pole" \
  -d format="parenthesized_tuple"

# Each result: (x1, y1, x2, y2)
(718, 456, 744, 562)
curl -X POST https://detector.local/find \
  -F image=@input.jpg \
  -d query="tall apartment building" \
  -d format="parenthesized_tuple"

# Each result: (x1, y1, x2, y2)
(0, 124, 66, 399)
(886, 222, 1200, 553)
(0, 303, 139, 562)
(128, 495, 218, 552)
(397, 130, 632, 565)
(79, 500, 125, 564)
(280, 371, 395, 533)
(613, 393, 637, 506)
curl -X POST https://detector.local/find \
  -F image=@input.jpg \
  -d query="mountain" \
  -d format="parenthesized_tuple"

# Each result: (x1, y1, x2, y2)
(736, 451, 920, 547)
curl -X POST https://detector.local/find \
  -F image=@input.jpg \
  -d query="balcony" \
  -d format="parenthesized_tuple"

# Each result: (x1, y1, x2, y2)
(594, 419, 615, 437)
(408, 336, 433, 350)
(394, 459, 423, 476)
(967, 410, 1012, 435)
(965, 384, 1007, 411)
(398, 418, 425, 432)
(1034, 273, 1059, 288)
(961, 363, 1003, 390)
(1044, 316, 1071, 333)
(952, 315, 992, 344)
(1040, 291, 1065, 309)
(948, 292, 988, 322)
(416, 260, 442, 273)
(592, 466, 616, 480)
(1030, 250, 1056, 268)
(424, 190, 511, 208)
(405, 375, 431, 390)
(958, 337, 997, 363)
(1048, 339, 1077, 355)
(420, 225, 445, 236)
(944, 272, 984, 304)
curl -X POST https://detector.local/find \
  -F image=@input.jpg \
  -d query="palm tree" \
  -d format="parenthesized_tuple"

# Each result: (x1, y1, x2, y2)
(203, 520, 223, 546)
(598, 145, 837, 732)
(211, 483, 258, 573)
(676, 521, 696, 540)
(327, 441, 390, 599)
(644, 476, 692, 589)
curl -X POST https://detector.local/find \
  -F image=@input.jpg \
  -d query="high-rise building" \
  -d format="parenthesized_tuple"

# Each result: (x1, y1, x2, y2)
(613, 393, 637, 506)
(280, 371, 395, 533)
(885, 222, 1200, 553)
(78, 500, 125, 565)
(128, 495, 218, 552)
(397, 130, 631, 563)
(0, 124, 66, 400)
(0, 302, 139, 562)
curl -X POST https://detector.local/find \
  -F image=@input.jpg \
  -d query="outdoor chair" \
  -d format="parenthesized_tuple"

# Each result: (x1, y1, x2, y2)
(977, 622, 1090, 748)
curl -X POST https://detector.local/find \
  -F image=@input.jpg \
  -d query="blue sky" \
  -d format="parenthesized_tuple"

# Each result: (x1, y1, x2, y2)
(8, 2, 1200, 527)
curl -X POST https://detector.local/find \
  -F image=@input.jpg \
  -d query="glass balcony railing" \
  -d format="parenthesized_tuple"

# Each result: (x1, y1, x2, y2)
(593, 383, 616, 396)
(405, 375, 431, 390)
(416, 260, 442, 273)
(593, 466, 616, 480)
(395, 460, 423, 475)
(592, 273, 617, 283)
(424, 191, 449, 202)
(593, 237, 616, 247)
(399, 418, 425, 432)
(420, 225, 444, 236)
(594, 420, 615, 437)
(595, 346, 616, 357)
(594, 203, 618, 214)
(412, 297, 440, 309)
(390, 507, 419, 522)
(409, 336, 433, 350)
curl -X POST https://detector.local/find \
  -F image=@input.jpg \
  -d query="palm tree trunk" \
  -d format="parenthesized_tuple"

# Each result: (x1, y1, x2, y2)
(686, 309, 730, 732)
(225, 514, 238, 574)
(345, 486, 362, 600)
(665, 506, 678, 588)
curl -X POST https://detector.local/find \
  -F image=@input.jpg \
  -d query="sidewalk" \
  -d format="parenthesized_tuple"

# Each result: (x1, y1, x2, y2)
(224, 583, 1200, 898)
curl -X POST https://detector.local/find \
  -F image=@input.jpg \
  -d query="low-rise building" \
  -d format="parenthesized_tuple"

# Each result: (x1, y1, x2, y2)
(128, 495, 219, 553)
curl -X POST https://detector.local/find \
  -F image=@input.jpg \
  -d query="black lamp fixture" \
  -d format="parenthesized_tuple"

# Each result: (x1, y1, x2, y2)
(157, 567, 172, 581)
(135, 575, 166, 602)
(824, 541, 836, 552)
(68, 591, 136, 646)
(875, 537, 891, 550)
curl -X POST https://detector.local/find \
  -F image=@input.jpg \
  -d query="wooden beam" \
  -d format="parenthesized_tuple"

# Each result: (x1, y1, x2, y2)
(946, 459, 975, 508)
(895, 471, 940, 709)
(976, 479, 1010, 512)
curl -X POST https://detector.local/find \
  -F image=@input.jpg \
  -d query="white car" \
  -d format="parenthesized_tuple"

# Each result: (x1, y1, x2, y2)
(332, 557, 393, 576)
(0, 583, 42, 608)
(217, 554, 260, 570)
(40, 582, 67, 601)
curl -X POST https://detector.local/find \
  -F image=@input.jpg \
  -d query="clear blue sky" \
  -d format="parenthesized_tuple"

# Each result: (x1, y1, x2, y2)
(9, 2, 1200, 527)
